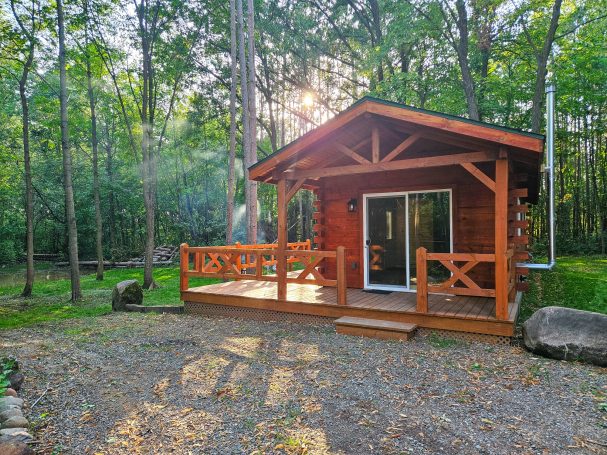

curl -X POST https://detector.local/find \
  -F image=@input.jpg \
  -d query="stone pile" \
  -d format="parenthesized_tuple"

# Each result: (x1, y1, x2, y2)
(0, 360, 33, 455)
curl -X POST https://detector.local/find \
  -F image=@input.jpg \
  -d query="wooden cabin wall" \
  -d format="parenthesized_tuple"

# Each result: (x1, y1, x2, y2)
(315, 165, 498, 289)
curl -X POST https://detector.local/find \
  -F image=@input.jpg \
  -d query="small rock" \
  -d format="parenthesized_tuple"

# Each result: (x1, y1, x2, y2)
(4, 389, 17, 397)
(0, 439, 34, 455)
(7, 373, 24, 392)
(112, 280, 143, 311)
(0, 397, 23, 412)
(0, 416, 28, 429)
(0, 408, 23, 422)
(0, 428, 33, 443)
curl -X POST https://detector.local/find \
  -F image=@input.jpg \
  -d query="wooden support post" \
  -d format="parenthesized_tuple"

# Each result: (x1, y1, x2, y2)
(372, 126, 380, 163)
(277, 179, 287, 300)
(235, 241, 242, 273)
(416, 247, 428, 313)
(495, 159, 509, 320)
(336, 246, 347, 305)
(180, 243, 189, 292)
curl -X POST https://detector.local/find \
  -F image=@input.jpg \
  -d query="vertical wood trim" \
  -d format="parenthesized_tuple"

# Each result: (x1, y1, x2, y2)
(416, 247, 428, 313)
(372, 126, 380, 163)
(336, 245, 347, 305)
(277, 179, 287, 300)
(235, 241, 242, 273)
(495, 159, 509, 320)
(180, 243, 189, 292)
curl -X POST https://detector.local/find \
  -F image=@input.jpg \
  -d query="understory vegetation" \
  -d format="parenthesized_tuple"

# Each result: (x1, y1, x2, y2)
(520, 256, 607, 322)
(1, 257, 605, 330)
(0, 265, 216, 330)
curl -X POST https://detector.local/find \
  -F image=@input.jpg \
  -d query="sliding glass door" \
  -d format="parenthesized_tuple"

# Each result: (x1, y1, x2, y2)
(364, 190, 452, 291)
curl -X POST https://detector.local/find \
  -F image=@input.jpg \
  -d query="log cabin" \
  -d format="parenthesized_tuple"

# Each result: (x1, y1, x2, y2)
(180, 97, 544, 343)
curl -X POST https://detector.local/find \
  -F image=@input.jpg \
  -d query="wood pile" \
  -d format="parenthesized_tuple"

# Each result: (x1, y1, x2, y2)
(55, 245, 178, 268)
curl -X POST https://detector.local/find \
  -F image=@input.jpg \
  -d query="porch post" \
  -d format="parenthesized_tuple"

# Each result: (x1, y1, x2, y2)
(277, 178, 287, 300)
(179, 243, 189, 292)
(495, 158, 509, 320)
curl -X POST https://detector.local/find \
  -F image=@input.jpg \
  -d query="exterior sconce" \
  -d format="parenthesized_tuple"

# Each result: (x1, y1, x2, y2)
(347, 198, 357, 213)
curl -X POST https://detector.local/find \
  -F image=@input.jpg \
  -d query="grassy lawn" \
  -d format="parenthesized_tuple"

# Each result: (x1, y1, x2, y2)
(1, 256, 605, 331)
(0, 265, 218, 330)
(519, 256, 607, 322)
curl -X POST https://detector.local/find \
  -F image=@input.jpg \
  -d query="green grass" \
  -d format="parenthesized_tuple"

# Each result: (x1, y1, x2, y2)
(0, 265, 218, 330)
(520, 256, 607, 322)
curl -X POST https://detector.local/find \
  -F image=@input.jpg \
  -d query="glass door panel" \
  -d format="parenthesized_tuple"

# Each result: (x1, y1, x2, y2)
(366, 196, 408, 288)
(408, 191, 451, 288)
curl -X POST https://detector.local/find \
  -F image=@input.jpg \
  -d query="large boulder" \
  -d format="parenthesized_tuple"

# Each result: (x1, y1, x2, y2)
(523, 306, 607, 367)
(112, 280, 143, 311)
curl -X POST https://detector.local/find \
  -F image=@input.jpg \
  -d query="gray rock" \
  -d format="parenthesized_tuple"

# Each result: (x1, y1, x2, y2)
(523, 306, 607, 366)
(0, 397, 23, 412)
(112, 280, 143, 311)
(4, 388, 17, 397)
(0, 439, 35, 455)
(0, 416, 28, 429)
(0, 428, 32, 442)
(8, 373, 24, 392)
(0, 408, 23, 422)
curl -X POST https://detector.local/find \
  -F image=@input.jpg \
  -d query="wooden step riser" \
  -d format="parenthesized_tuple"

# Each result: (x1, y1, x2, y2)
(336, 325, 416, 341)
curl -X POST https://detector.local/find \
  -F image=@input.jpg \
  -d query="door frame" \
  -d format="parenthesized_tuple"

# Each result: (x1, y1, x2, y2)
(362, 189, 453, 292)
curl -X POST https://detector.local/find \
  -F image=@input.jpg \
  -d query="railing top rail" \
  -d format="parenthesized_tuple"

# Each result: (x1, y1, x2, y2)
(288, 250, 336, 258)
(187, 247, 278, 255)
(426, 252, 496, 262)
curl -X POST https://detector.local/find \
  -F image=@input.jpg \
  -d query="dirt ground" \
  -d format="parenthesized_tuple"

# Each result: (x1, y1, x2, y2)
(1, 312, 606, 454)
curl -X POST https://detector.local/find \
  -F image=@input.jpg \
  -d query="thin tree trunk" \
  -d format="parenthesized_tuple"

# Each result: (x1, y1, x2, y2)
(245, 0, 257, 243)
(11, 0, 36, 297)
(530, 0, 562, 133)
(84, 2, 104, 280)
(57, 0, 82, 301)
(236, 0, 252, 242)
(226, 0, 237, 244)
(19, 45, 35, 297)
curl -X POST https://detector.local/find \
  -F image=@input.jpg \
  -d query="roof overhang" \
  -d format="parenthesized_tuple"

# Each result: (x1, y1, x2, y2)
(249, 97, 545, 201)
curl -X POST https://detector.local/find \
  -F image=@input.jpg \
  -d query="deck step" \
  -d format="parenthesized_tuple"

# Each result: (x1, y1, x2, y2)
(334, 317, 417, 341)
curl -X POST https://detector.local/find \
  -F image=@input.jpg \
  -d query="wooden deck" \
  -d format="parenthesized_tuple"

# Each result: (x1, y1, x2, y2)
(182, 280, 519, 337)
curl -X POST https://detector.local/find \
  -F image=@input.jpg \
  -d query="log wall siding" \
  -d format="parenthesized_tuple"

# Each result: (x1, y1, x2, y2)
(318, 165, 498, 289)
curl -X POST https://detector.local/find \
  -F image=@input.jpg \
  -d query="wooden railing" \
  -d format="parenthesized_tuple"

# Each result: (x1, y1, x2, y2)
(233, 240, 311, 272)
(180, 242, 346, 305)
(416, 247, 513, 317)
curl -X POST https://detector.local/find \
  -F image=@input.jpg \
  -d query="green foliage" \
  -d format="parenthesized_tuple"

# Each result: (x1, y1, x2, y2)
(520, 256, 607, 322)
(0, 265, 218, 330)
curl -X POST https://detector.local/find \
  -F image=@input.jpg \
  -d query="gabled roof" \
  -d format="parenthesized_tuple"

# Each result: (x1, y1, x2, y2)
(249, 96, 544, 183)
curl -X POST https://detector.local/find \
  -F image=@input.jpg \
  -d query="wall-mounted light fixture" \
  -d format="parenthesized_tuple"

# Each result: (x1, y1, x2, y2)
(347, 198, 358, 213)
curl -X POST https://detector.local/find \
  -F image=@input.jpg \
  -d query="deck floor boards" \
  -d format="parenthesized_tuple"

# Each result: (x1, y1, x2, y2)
(187, 280, 515, 323)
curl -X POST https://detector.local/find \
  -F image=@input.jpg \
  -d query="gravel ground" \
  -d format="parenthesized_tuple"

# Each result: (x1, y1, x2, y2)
(1, 312, 606, 454)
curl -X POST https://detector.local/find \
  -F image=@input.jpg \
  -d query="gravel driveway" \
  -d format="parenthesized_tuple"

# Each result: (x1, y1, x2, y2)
(1, 313, 606, 454)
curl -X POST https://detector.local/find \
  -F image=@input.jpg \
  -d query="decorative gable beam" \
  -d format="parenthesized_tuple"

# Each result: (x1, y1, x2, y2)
(372, 127, 380, 163)
(335, 142, 371, 164)
(284, 150, 497, 180)
(381, 131, 422, 162)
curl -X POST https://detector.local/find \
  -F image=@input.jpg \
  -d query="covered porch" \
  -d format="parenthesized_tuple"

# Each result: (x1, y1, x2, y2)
(181, 276, 519, 336)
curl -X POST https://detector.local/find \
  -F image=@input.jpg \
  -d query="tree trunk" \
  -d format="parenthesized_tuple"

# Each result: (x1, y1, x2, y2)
(454, 0, 480, 121)
(19, 47, 35, 297)
(57, 0, 82, 301)
(226, 0, 237, 244)
(530, 0, 562, 133)
(236, 0, 252, 242)
(245, 0, 258, 243)
(84, 5, 104, 280)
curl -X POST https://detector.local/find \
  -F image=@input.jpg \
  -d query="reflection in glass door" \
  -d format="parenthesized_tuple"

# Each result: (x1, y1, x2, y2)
(408, 191, 451, 289)
(366, 196, 408, 289)
(364, 190, 451, 291)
